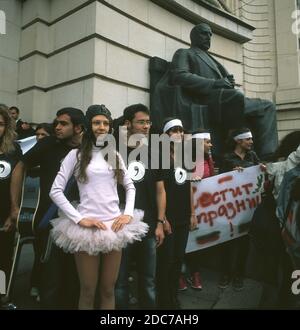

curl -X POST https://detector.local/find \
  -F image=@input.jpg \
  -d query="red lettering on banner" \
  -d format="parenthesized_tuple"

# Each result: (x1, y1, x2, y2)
(219, 189, 228, 202)
(207, 211, 218, 226)
(197, 195, 261, 226)
(235, 199, 246, 212)
(192, 170, 263, 238)
(229, 187, 243, 198)
(196, 184, 260, 220)
(241, 183, 253, 195)
(218, 175, 233, 184)
(197, 213, 207, 224)
(218, 205, 227, 218)
(212, 192, 221, 204)
(246, 195, 261, 209)
(198, 192, 212, 208)
(197, 212, 216, 227)
(226, 202, 236, 220)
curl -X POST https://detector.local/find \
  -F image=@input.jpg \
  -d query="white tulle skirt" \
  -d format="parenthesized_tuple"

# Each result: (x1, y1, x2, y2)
(50, 209, 149, 255)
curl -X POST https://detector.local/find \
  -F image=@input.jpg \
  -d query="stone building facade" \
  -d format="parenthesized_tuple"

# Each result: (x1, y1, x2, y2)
(0, 0, 299, 139)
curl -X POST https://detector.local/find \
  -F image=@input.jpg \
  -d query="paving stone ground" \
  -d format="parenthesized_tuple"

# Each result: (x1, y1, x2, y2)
(9, 243, 268, 310)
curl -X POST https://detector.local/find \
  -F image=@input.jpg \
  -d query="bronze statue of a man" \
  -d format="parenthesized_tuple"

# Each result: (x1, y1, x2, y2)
(151, 23, 278, 160)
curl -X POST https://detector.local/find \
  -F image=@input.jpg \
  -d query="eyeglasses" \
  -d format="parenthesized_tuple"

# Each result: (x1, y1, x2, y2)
(133, 120, 152, 126)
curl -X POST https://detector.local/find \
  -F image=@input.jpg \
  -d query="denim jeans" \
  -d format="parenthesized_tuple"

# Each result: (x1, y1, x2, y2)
(115, 235, 156, 309)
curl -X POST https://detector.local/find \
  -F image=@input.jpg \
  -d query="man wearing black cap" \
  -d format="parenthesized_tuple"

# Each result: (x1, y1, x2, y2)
(11, 107, 85, 309)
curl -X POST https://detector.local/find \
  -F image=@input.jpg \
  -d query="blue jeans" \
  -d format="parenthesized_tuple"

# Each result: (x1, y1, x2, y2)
(115, 235, 156, 309)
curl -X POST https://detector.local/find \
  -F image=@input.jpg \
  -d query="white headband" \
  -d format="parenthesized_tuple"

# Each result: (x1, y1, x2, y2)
(163, 119, 183, 133)
(192, 133, 211, 140)
(233, 132, 252, 141)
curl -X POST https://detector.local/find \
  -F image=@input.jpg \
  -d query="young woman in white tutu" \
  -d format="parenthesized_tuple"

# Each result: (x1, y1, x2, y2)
(49, 104, 148, 309)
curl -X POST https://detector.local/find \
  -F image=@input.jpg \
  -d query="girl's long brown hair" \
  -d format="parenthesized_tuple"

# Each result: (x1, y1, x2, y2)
(75, 129, 124, 184)
(0, 107, 17, 154)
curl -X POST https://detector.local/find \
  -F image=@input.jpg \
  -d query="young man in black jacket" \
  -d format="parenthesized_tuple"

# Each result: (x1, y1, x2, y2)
(11, 107, 85, 309)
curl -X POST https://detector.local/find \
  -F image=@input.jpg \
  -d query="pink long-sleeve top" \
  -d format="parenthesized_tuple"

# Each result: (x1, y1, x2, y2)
(49, 147, 136, 224)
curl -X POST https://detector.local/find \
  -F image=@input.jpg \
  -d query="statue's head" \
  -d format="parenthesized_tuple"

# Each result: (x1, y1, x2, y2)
(190, 23, 212, 51)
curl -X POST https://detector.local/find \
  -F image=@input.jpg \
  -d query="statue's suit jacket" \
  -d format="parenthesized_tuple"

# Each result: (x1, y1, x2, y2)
(150, 46, 278, 159)
(169, 46, 247, 129)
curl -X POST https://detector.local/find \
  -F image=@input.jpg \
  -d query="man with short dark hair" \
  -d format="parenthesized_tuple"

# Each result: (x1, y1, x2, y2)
(9, 106, 35, 139)
(11, 107, 85, 309)
(115, 103, 165, 309)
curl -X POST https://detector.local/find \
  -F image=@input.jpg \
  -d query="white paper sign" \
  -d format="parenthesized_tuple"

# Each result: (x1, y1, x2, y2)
(186, 165, 265, 253)
(17, 136, 37, 154)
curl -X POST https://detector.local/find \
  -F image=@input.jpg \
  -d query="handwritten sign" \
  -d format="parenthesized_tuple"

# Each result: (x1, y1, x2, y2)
(186, 165, 264, 253)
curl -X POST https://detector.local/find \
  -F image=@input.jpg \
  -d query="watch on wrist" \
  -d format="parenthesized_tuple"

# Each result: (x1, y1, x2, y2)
(157, 219, 166, 225)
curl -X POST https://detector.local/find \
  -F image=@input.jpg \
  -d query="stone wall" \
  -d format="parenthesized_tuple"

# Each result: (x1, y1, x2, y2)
(12, 0, 250, 123)
(0, 0, 21, 108)
(240, 0, 300, 140)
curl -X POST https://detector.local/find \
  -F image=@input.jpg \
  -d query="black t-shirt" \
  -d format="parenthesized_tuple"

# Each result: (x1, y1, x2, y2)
(220, 150, 260, 173)
(118, 145, 160, 236)
(157, 167, 191, 227)
(22, 136, 78, 224)
(0, 143, 22, 224)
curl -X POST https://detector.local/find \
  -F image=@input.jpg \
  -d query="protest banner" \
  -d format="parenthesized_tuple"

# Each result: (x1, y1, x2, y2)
(186, 165, 265, 253)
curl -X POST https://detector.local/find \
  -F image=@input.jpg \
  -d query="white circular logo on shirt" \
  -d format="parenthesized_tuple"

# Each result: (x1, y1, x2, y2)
(0, 160, 12, 180)
(174, 167, 187, 184)
(128, 161, 145, 182)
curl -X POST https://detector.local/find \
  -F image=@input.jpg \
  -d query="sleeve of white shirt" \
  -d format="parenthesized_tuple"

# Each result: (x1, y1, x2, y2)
(49, 149, 83, 224)
(119, 154, 136, 217)
(287, 144, 300, 167)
